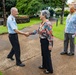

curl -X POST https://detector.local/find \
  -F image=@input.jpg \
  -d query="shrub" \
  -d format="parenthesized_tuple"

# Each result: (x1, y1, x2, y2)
(16, 15, 30, 24)
(55, 9, 69, 17)
(64, 10, 69, 16)
(49, 9, 55, 17)
(55, 9, 62, 17)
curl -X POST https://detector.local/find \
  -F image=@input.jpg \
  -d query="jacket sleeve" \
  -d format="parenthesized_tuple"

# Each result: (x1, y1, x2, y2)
(45, 22, 53, 46)
(30, 30, 38, 35)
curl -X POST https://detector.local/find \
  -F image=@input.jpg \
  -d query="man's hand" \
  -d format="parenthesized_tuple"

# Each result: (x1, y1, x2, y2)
(24, 32, 30, 37)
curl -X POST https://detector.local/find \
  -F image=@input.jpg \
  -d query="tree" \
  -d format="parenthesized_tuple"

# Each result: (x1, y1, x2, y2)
(2, 0, 6, 26)
(0, 0, 17, 25)
(5, 0, 17, 12)
(43, 0, 49, 4)
(16, 0, 68, 24)
(16, 0, 43, 15)
(16, 0, 31, 14)
(0, 0, 17, 12)
(26, 0, 41, 15)
(60, 0, 66, 24)
(55, 0, 67, 24)
(42, 0, 67, 24)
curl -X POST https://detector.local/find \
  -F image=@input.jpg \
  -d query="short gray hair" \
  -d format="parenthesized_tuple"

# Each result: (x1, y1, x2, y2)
(41, 10, 50, 19)
(10, 7, 18, 13)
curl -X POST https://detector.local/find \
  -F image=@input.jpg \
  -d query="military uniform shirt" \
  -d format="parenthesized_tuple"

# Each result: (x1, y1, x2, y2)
(7, 15, 17, 34)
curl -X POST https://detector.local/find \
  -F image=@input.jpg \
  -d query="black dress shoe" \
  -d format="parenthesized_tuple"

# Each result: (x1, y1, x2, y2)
(7, 56, 14, 61)
(60, 52, 68, 55)
(16, 63, 25, 67)
(44, 70, 53, 74)
(38, 66, 44, 69)
(68, 53, 74, 56)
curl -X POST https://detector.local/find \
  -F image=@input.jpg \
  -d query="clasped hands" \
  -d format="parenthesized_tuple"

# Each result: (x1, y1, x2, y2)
(24, 32, 31, 37)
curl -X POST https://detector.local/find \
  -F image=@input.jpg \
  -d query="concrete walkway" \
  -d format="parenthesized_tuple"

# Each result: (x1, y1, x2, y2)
(0, 23, 76, 75)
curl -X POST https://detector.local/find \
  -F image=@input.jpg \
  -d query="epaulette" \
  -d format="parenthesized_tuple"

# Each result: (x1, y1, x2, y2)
(12, 18, 14, 21)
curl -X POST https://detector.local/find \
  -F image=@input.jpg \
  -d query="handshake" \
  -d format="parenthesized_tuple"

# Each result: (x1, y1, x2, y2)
(24, 32, 30, 37)
(24, 30, 37, 37)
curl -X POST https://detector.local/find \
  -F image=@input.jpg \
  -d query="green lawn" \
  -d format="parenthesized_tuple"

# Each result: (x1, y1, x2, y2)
(53, 17, 76, 43)
(0, 72, 2, 75)
(0, 17, 68, 40)
(53, 17, 66, 40)
(18, 18, 41, 30)
(0, 17, 76, 43)
(0, 18, 41, 34)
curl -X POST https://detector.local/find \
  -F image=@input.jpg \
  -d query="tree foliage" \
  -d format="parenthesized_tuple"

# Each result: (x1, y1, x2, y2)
(5, 0, 17, 11)
(0, 0, 17, 12)
(17, 0, 43, 15)
(16, 0, 67, 16)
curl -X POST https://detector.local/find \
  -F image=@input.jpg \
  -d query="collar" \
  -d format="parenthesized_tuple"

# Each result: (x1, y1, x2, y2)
(10, 15, 15, 19)
(70, 12, 76, 15)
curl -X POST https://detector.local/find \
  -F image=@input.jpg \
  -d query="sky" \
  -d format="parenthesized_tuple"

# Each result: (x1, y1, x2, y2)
(67, 0, 73, 4)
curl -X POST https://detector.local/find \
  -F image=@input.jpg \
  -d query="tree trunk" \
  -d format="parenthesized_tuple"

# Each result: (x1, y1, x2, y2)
(60, 0, 65, 24)
(3, 0, 6, 26)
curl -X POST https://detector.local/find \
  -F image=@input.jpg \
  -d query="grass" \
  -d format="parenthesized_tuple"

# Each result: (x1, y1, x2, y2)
(0, 26, 8, 34)
(0, 18, 41, 34)
(0, 72, 2, 75)
(53, 17, 76, 43)
(18, 18, 41, 30)
(0, 17, 69, 40)
(53, 17, 66, 40)
(0, 17, 76, 43)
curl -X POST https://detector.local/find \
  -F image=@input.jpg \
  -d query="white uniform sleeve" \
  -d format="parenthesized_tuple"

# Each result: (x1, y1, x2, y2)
(8, 19, 17, 30)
